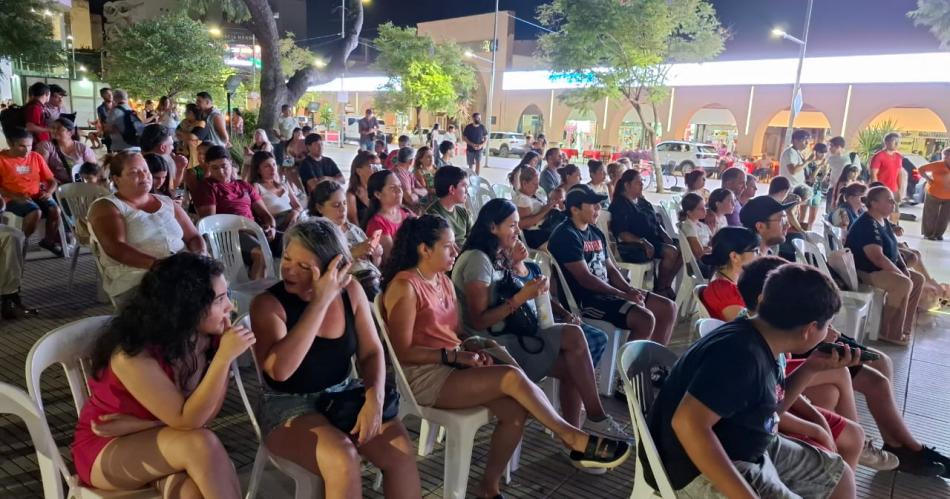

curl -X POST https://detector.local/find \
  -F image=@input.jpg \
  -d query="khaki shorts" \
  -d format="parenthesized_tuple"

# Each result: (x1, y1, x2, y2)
(403, 363, 457, 407)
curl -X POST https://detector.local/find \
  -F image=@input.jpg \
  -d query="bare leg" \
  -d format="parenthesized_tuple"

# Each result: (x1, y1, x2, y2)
(852, 366, 921, 450)
(836, 418, 865, 469)
(434, 365, 589, 452)
(89, 427, 240, 499)
(476, 397, 528, 497)
(548, 325, 607, 423)
(249, 248, 265, 280)
(829, 461, 855, 499)
(21, 210, 40, 239)
(624, 303, 655, 342)
(803, 368, 858, 421)
(643, 293, 676, 345)
(656, 244, 681, 292)
(357, 420, 422, 499)
(155, 472, 202, 499)
(43, 205, 61, 244)
(265, 412, 363, 499)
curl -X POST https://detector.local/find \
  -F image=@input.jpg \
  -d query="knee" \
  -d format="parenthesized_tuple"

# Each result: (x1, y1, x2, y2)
(839, 419, 865, 451)
(170, 476, 202, 499)
(561, 325, 587, 351)
(182, 428, 228, 461)
(493, 397, 529, 427)
(319, 438, 362, 479)
(498, 365, 531, 392)
(627, 308, 655, 333)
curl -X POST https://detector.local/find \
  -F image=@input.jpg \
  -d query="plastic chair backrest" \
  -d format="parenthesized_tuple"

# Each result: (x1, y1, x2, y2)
(693, 284, 710, 318)
(793, 238, 832, 276)
(229, 315, 265, 442)
(803, 231, 825, 250)
(539, 251, 582, 316)
(676, 222, 707, 284)
(474, 186, 495, 213)
(492, 183, 514, 200)
(372, 295, 424, 415)
(617, 341, 678, 498)
(56, 183, 110, 231)
(821, 219, 844, 252)
(474, 175, 493, 194)
(696, 318, 725, 338)
(197, 214, 276, 283)
(0, 382, 65, 499)
(657, 202, 677, 236)
(25, 316, 114, 490)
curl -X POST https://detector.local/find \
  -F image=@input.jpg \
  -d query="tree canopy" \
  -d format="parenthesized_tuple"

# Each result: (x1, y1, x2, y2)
(537, 0, 726, 190)
(0, 0, 64, 73)
(373, 23, 476, 127)
(104, 11, 229, 99)
(908, 0, 950, 48)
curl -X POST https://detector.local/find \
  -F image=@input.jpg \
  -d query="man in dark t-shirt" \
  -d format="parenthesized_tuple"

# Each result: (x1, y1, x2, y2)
(462, 112, 488, 175)
(299, 133, 343, 193)
(357, 108, 379, 151)
(548, 185, 676, 345)
(646, 263, 855, 498)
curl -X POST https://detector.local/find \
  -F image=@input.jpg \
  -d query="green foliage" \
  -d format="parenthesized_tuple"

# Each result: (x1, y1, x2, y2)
(0, 0, 65, 72)
(856, 119, 900, 165)
(104, 11, 230, 99)
(280, 33, 318, 76)
(241, 110, 258, 136)
(536, 0, 725, 109)
(908, 0, 950, 48)
(373, 23, 477, 121)
(182, 0, 251, 22)
(318, 106, 336, 130)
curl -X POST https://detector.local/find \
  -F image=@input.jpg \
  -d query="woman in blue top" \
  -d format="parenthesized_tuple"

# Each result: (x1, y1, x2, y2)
(844, 186, 924, 346)
(828, 182, 867, 238)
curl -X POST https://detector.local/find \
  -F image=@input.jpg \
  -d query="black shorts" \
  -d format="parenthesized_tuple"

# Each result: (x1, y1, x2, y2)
(617, 240, 664, 264)
(579, 292, 658, 330)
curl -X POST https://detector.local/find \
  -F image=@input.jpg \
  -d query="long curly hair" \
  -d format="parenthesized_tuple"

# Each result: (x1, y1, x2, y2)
(91, 253, 225, 389)
(461, 198, 517, 270)
(381, 214, 450, 291)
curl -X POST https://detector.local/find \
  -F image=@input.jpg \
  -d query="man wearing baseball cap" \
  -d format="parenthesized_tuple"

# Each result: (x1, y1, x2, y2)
(740, 195, 798, 256)
(548, 184, 676, 345)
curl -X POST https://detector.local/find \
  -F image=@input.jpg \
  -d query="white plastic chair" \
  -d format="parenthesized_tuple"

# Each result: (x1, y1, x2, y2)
(25, 315, 160, 499)
(598, 211, 653, 291)
(2, 203, 69, 258)
(695, 318, 725, 338)
(655, 202, 677, 237)
(85, 220, 117, 308)
(0, 381, 66, 499)
(821, 219, 844, 252)
(616, 341, 678, 499)
(793, 238, 877, 342)
(692, 284, 710, 319)
(472, 186, 495, 214)
(56, 183, 111, 291)
(538, 251, 629, 396)
(472, 175, 494, 195)
(674, 223, 708, 321)
(197, 214, 279, 314)
(492, 183, 514, 200)
(372, 296, 518, 499)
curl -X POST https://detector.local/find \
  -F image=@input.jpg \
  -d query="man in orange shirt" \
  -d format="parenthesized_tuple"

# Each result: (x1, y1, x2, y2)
(870, 132, 903, 224)
(920, 147, 950, 241)
(0, 127, 63, 256)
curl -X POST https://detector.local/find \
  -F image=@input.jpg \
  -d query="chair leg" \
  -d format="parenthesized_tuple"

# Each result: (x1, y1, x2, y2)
(442, 423, 479, 499)
(505, 438, 523, 484)
(245, 446, 269, 499)
(596, 330, 624, 396)
(67, 245, 81, 293)
(418, 419, 439, 456)
(291, 472, 321, 499)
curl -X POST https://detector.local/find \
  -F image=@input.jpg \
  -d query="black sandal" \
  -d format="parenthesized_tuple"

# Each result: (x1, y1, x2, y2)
(569, 435, 631, 469)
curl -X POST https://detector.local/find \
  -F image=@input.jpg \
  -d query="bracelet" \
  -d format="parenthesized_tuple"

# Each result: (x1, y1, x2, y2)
(440, 348, 449, 366)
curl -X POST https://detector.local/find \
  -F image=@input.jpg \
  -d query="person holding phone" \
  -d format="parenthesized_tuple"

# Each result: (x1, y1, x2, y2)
(250, 219, 421, 499)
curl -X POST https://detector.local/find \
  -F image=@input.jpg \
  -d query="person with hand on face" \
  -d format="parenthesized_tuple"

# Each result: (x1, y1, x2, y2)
(551, 184, 677, 345)
(310, 181, 383, 302)
(0, 127, 63, 256)
(36, 117, 97, 184)
(193, 145, 278, 280)
(250, 220, 421, 499)
(382, 214, 631, 499)
(72, 254, 252, 499)
(362, 169, 415, 264)
(648, 263, 861, 499)
(140, 124, 189, 193)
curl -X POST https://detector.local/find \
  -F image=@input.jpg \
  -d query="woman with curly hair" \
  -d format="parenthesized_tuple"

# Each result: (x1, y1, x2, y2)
(381, 215, 630, 499)
(346, 150, 381, 226)
(72, 253, 254, 498)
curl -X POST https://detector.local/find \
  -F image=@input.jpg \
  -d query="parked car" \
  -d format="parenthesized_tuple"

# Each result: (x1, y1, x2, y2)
(343, 116, 392, 144)
(655, 140, 720, 175)
(488, 132, 528, 157)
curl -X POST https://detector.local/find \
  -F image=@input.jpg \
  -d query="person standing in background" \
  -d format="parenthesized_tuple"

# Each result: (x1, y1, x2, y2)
(463, 113, 488, 175)
(870, 132, 904, 224)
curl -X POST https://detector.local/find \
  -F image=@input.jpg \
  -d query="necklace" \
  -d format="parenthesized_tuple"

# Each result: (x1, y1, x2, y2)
(716, 270, 737, 283)
(415, 268, 449, 307)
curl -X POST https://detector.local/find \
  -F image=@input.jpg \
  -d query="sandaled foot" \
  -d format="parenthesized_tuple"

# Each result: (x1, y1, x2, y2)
(569, 434, 631, 469)
(878, 335, 910, 347)
(38, 240, 64, 258)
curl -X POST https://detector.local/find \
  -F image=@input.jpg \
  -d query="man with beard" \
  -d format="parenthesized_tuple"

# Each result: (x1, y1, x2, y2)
(740, 195, 798, 256)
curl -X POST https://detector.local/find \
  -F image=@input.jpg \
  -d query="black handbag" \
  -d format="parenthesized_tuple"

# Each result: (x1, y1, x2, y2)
(316, 381, 400, 432)
(492, 269, 544, 354)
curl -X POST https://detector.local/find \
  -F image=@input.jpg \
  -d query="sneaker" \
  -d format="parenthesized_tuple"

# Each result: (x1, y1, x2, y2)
(882, 444, 947, 477)
(1, 296, 38, 320)
(38, 239, 64, 258)
(586, 415, 633, 442)
(920, 446, 950, 479)
(570, 459, 607, 475)
(569, 435, 631, 469)
(859, 439, 899, 471)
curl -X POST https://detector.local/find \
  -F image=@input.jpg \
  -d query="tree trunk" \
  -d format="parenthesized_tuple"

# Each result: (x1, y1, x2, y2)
(415, 106, 422, 137)
(631, 103, 664, 193)
(241, 0, 362, 136)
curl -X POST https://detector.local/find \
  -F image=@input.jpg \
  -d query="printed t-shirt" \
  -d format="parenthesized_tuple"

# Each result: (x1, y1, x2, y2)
(0, 151, 55, 197)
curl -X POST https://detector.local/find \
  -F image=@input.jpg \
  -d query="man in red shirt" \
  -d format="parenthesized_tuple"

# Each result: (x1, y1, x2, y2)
(0, 127, 63, 256)
(870, 132, 903, 223)
(23, 82, 51, 147)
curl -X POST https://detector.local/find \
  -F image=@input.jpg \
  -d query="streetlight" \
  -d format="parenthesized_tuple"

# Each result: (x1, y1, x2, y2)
(313, 57, 327, 68)
(772, 0, 813, 149)
(208, 26, 223, 37)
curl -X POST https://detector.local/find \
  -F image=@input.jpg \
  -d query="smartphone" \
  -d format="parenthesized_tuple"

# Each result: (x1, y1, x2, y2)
(815, 342, 881, 362)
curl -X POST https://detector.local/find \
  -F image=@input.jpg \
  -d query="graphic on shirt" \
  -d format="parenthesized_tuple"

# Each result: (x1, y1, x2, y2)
(583, 236, 608, 282)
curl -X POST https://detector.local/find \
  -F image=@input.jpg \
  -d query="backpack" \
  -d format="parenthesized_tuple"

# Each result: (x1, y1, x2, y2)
(0, 104, 26, 137)
(120, 107, 141, 146)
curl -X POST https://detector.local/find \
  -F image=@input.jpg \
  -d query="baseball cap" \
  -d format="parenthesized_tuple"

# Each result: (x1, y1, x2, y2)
(739, 195, 798, 229)
(564, 184, 608, 209)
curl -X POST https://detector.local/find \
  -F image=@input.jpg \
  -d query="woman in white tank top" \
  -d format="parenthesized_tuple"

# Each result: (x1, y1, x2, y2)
(88, 152, 205, 304)
(248, 150, 303, 230)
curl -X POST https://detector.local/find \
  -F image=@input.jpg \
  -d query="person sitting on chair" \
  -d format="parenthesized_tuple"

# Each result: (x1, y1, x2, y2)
(0, 127, 64, 256)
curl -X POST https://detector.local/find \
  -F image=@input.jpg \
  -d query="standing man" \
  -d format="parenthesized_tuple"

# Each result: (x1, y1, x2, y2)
(106, 89, 143, 152)
(23, 82, 51, 149)
(275, 104, 298, 167)
(196, 91, 229, 147)
(298, 134, 344, 193)
(96, 87, 113, 152)
(462, 112, 488, 175)
(45, 84, 68, 129)
(780, 129, 811, 195)
(358, 108, 379, 152)
(540, 147, 563, 195)
(870, 132, 903, 223)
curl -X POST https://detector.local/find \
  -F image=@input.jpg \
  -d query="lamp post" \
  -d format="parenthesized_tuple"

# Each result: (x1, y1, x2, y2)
(773, 0, 813, 149)
(464, 49, 495, 169)
(66, 35, 76, 80)
(486, 0, 499, 169)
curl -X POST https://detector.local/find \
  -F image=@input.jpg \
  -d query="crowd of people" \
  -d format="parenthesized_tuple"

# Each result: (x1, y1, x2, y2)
(1, 84, 949, 498)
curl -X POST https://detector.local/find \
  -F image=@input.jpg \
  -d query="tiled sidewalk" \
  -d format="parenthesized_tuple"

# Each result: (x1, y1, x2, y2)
(1, 192, 948, 498)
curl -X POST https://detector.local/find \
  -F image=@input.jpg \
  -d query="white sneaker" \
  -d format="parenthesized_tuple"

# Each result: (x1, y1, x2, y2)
(585, 415, 633, 442)
(571, 458, 607, 475)
(860, 439, 900, 471)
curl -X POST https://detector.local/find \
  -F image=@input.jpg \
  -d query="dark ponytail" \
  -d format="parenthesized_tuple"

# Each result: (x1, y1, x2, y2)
(381, 214, 451, 291)
(679, 192, 703, 222)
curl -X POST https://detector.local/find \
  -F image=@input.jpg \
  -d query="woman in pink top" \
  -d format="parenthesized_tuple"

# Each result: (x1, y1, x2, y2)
(362, 169, 414, 263)
(71, 254, 254, 497)
(381, 215, 630, 499)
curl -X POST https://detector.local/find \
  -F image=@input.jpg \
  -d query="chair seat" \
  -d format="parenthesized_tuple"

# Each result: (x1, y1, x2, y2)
(71, 485, 159, 498)
(416, 404, 492, 429)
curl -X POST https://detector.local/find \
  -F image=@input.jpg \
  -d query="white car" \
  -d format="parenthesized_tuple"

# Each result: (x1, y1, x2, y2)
(655, 140, 720, 174)
(488, 132, 528, 157)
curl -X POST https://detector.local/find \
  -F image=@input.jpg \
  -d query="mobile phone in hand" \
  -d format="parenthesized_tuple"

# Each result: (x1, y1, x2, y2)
(816, 342, 881, 362)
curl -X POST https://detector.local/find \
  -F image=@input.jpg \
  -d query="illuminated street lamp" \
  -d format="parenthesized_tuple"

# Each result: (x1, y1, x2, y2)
(313, 58, 327, 68)
(208, 26, 223, 37)
(772, 0, 813, 149)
